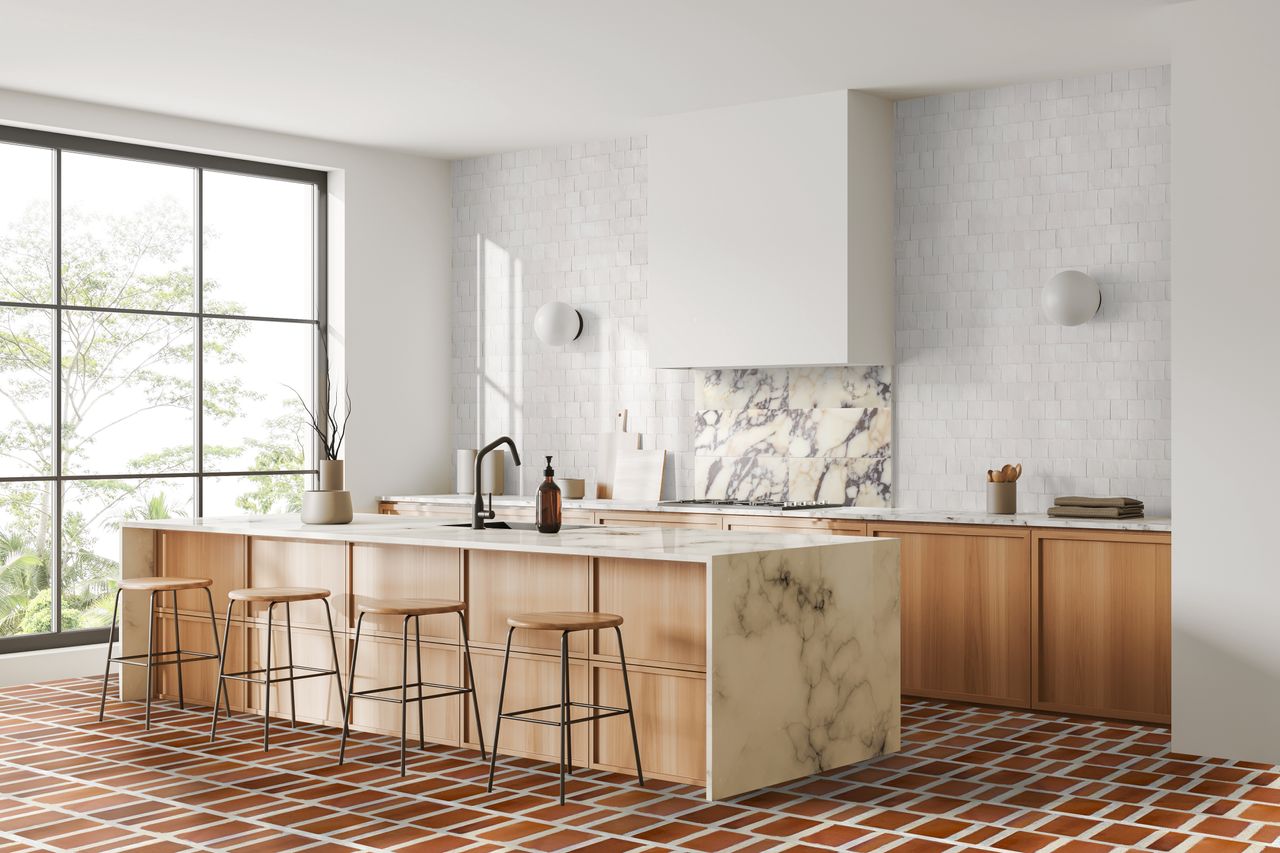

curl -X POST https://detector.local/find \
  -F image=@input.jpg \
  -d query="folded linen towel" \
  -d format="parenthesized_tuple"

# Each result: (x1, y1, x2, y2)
(1047, 505, 1145, 519)
(1053, 496, 1144, 508)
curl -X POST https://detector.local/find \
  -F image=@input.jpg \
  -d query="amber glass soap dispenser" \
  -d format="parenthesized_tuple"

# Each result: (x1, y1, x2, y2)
(536, 456, 562, 533)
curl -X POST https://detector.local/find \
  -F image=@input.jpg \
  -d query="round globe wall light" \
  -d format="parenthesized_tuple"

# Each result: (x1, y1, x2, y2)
(1042, 270, 1101, 326)
(533, 301, 584, 345)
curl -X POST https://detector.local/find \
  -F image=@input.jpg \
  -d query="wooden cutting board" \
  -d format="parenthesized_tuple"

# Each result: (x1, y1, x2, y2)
(596, 410, 639, 499)
(611, 448, 666, 502)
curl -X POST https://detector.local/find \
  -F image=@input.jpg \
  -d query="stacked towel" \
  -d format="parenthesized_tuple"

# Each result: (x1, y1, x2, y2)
(1047, 496, 1144, 519)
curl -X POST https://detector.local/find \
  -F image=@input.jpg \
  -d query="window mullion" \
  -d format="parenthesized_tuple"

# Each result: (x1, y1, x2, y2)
(51, 147, 62, 636)
(194, 168, 203, 519)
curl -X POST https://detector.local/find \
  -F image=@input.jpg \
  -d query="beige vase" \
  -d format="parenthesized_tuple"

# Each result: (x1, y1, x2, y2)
(304, 458, 352, 524)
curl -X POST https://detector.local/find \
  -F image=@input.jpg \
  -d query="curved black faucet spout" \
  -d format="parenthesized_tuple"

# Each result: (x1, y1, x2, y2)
(473, 436, 522, 529)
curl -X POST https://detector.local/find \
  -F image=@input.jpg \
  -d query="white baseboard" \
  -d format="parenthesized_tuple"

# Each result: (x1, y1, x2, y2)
(0, 643, 107, 688)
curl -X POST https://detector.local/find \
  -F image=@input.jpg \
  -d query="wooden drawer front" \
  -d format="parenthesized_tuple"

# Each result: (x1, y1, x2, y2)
(348, 635, 462, 745)
(379, 502, 470, 518)
(1034, 532, 1171, 722)
(467, 551, 590, 655)
(722, 515, 832, 534)
(246, 538, 347, 629)
(597, 511, 724, 529)
(872, 524, 1031, 707)
(829, 520, 869, 536)
(593, 663, 705, 785)
(159, 531, 245, 615)
(157, 614, 245, 710)
(467, 648, 589, 764)
(245, 623, 347, 728)
(351, 544, 461, 641)
(594, 558, 705, 669)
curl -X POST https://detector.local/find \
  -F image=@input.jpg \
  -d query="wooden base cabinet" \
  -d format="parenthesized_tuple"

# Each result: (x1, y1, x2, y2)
(870, 523, 1031, 707)
(1032, 529, 1171, 723)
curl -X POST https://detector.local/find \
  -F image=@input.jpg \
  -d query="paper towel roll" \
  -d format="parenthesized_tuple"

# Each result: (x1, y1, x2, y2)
(481, 449, 504, 495)
(455, 449, 476, 494)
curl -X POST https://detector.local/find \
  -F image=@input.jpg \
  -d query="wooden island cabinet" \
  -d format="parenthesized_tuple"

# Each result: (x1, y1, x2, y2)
(380, 499, 1171, 723)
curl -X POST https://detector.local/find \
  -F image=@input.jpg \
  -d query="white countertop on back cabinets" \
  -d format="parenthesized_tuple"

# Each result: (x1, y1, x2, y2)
(377, 494, 1172, 533)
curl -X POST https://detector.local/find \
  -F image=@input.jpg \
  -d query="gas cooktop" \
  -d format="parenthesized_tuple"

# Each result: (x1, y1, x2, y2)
(658, 498, 844, 511)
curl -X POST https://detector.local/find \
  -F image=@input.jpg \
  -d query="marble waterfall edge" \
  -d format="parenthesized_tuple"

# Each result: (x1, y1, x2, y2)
(708, 538, 901, 799)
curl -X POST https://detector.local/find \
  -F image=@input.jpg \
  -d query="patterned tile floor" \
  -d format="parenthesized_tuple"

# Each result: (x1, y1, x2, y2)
(1, 678, 1278, 852)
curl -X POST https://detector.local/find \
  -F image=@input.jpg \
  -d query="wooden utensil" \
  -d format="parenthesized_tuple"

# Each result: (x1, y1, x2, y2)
(1001, 464, 1015, 482)
(1014, 463, 1022, 481)
(987, 469, 996, 483)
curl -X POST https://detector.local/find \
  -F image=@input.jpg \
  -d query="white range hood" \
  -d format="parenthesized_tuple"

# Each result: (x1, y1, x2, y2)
(648, 90, 895, 369)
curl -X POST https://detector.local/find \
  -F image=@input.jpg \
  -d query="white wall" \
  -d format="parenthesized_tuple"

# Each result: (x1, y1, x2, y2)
(0, 88, 454, 508)
(1170, 0, 1280, 763)
(894, 69, 1171, 514)
(451, 138, 695, 498)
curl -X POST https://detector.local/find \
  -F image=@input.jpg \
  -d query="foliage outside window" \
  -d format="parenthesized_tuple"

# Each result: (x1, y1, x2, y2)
(0, 130, 324, 647)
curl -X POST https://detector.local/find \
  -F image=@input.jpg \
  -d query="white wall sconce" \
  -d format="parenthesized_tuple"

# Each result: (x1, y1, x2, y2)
(533, 301, 584, 345)
(1042, 270, 1101, 326)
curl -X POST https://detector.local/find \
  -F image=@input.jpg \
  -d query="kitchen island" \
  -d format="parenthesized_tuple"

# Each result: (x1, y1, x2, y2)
(118, 514, 900, 800)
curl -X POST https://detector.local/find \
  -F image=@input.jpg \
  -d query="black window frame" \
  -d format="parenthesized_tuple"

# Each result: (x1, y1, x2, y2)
(0, 124, 328, 654)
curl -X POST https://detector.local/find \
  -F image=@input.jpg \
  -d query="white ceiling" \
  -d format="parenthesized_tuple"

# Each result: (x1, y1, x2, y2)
(0, 0, 1177, 159)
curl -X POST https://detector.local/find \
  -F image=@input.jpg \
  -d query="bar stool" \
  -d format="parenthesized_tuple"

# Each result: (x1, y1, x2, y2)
(209, 586, 345, 750)
(337, 598, 487, 775)
(487, 611, 643, 804)
(97, 576, 226, 730)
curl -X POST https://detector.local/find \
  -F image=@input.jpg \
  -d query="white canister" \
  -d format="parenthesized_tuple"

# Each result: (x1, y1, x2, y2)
(455, 449, 476, 494)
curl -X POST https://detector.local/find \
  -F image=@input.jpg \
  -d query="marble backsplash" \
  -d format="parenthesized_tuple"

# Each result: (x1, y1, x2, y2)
(693, 366, 892, 506)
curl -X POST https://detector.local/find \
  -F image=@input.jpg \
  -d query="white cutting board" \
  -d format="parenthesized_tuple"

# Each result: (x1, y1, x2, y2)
(611, 448, 666, 502)
(596, 410, 640, 499)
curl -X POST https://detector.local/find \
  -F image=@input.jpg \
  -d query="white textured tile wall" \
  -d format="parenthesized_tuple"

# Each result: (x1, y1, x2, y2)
(894, 67, 1171, 514)
(451, 138, 695, 497)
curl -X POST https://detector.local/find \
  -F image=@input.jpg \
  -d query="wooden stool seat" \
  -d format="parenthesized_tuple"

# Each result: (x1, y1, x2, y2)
(507, 611, 623, 632)
(118, 576, 212, 592)
(227, 586, 330, 603)
(359, 598, 465, 617)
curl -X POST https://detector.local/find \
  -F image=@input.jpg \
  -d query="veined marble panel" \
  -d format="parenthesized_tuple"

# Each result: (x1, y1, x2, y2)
(708, 539, 901, 799)
(694, 408, 891, 459)
(695, 366, 891, 410)
(696, 456, 893, 506)
(693, 367, 893, 506)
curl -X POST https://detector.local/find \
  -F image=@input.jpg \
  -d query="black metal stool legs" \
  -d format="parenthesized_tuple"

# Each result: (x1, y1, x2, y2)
(322, 599, 347, 722)
(489, 624, 644, 805)
(460, 612, 487, 760)
(262, 602, 274, 750)
(414, 616, 425, 750)
(616, 625, 644, 785)
(97, 588, 123, 722)
(486, 626, 515, 793)
(399, 615, 410, 776)
(210, 599, 235, 741)
(143, 591, 157, 729)
(204, 588, 232, 721)
(337, 612, 365, 765)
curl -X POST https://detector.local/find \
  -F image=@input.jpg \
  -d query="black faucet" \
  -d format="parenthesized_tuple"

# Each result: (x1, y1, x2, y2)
(473, 436, 522, 529)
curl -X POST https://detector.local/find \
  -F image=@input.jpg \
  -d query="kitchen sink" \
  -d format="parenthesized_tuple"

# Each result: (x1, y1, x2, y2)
(442, 521, 592, 532)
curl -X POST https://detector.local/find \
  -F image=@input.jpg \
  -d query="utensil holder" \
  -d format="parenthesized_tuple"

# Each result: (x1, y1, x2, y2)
(987, 481, 1017, 515)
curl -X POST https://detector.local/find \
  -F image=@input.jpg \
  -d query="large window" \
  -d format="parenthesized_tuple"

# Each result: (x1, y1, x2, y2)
(0, 126, 326, 652)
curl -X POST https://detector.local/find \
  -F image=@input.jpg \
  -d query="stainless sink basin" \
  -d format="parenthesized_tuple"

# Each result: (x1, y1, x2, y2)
(442, 521, 591, 532)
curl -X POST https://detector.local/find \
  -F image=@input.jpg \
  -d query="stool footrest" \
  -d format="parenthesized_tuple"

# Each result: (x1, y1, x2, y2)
(499, 699, 632, 728)
(219, 664, 339, 686)
(350, 681, 472, 705)
(111, 650, 219, 667)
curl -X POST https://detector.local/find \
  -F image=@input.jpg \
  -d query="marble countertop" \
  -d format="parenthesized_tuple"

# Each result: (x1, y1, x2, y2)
(378, 494, 1172, 533)
(122, 513, 876, 564)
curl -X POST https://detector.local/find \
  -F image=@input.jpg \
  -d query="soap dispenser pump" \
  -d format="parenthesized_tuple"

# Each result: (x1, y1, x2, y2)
(536, 456, 562, 534)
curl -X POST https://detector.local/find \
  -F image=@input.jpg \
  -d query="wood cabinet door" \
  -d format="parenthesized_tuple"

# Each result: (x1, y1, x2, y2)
(351, 544, 461, 642)
(1033, 530, 1171, 723)
(592, 662, 705, 785)
(870, 523, 1031, 707)
(466, 550, 591, 655)
(594, 558, 705, 669)
(158, 530, 245, 616)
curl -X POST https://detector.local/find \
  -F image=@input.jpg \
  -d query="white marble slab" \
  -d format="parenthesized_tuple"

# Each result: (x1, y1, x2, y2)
(120, 514, 877, 564)
(708, 539, 900, 799)
(378, 494, 1172, 533)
